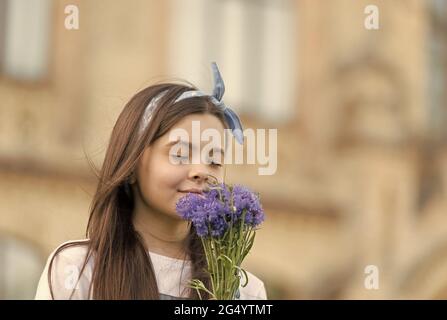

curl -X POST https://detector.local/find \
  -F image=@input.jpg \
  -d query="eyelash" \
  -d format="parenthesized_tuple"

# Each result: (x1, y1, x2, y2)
(211, 162, 222, 167)
(171, 154, 188, 160)
(170, 154, 222, 167)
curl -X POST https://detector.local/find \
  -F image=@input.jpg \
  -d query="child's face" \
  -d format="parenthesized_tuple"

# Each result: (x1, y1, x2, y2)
(134, 113, 226, 219)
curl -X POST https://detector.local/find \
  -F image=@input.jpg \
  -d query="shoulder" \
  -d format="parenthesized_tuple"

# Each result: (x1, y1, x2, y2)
(238, 270, 268, 300)
(34, 239, 92, 300)
(51, 239, 90, 263)
(45, 239, 91, 271)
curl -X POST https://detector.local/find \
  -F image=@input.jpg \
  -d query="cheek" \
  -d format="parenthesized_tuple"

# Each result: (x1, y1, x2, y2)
(137, 157, 186, 214)
(160, 166, 186, 190)
(147, 155, 187, 191)
(212, 166, 225, 179)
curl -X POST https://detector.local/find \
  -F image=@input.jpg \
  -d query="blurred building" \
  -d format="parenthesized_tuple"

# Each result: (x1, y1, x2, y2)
(0, 0, 447, 299)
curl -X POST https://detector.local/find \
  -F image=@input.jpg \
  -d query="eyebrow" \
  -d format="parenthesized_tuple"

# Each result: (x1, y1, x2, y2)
(165, 139, 225, 155)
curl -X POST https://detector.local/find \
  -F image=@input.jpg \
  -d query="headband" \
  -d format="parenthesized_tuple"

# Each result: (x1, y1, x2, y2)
(138, 62, 244, 145)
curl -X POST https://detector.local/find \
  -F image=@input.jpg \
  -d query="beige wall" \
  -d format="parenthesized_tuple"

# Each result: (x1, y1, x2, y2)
(1, 0, 447, 299)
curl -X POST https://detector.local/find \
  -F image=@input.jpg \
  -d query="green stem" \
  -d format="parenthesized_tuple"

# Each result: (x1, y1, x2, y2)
(201, 238, 215, 299)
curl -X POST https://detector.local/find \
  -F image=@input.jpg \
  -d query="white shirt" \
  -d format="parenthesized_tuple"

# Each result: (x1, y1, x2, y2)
(35, 239, 267, 300)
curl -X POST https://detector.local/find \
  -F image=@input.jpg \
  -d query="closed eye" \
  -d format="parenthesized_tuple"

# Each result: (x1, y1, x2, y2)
(170, 154, 222, 166)
(210, 160, 222, 167)
(170, 154, 188, 160)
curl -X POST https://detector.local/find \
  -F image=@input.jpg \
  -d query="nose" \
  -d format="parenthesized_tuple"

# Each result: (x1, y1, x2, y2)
(189, 165, 211, 184)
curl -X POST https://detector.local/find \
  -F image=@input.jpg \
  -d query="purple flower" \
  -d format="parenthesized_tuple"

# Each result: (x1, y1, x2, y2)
(175, 183, 265, 238)
(176, 193, 209, 237)
(232, 185, 265, 227)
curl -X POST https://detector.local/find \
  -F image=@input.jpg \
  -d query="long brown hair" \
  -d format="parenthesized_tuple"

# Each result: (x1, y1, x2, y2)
(48, 82, 229, 299)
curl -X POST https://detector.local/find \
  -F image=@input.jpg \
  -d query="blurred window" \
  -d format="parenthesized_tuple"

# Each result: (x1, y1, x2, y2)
(168, 0, 297, 124)
(0, 0, 52, 81)
(428, 0, 447, 141)
(0, 234, 45, 299)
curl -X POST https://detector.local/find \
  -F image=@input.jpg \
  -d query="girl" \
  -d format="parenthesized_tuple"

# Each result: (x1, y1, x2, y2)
(34, 63, 267, 300)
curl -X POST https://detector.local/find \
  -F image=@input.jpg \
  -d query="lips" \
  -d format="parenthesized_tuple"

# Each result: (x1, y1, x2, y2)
(178, 188, 204, 195)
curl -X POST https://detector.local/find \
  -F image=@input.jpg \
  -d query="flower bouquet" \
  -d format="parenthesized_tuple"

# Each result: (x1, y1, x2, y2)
(176, 182, 265, 300)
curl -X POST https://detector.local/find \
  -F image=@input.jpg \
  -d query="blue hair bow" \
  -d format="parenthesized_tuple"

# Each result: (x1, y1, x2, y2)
(174, 62, 244, 145)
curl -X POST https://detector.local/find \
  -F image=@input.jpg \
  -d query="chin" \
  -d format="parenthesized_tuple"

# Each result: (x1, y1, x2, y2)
(168, 209, 185, 221)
